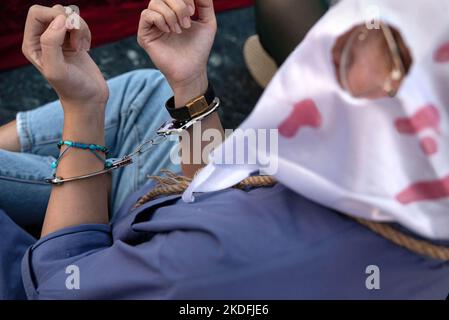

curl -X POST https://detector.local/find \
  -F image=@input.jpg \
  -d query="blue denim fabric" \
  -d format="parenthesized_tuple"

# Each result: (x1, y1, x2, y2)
(0, 69, 179, 228)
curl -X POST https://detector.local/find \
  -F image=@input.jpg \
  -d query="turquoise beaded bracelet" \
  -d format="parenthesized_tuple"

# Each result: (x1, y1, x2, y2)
(51, 140, 111, 170)
(57, 140, 109, 154)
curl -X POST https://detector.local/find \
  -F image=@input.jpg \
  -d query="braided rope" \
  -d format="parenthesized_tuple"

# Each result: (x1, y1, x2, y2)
(134, 170, 449, 261)
(354, 217, 449, 261)
(134, 169, 278, 208)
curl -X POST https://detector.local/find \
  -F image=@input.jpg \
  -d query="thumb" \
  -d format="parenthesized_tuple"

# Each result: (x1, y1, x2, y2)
(39, 15, 68, 78)
(195, 0, 215, 23)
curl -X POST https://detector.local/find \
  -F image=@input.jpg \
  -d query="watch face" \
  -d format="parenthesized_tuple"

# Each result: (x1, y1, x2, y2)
(188, 96, 211, 118)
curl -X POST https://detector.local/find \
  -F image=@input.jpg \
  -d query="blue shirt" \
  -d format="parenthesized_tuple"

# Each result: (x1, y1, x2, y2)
(1, 182, 448, 299)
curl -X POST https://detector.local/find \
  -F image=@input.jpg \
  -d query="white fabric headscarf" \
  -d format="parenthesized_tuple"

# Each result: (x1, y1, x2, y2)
(184, 0, 449, 240)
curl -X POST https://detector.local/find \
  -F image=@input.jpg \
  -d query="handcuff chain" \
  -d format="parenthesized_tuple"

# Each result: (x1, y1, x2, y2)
(126, 133, 168, 159)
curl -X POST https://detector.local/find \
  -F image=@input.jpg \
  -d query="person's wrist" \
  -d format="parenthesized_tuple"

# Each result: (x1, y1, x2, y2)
(171, 72, 209, 108)
(61, 99, 107, 116)
(60, 100, 106, 143)
(62, 111, 105, 145)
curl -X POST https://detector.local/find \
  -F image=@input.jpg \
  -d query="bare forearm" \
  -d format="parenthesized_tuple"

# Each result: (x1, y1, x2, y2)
(41, 107, 109, 237)
(181, 112, 224, 178)
(173, 74, 224, 178)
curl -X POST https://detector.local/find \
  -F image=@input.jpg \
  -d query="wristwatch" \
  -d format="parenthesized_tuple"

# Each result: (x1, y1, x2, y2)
(165, 83, 216, 122)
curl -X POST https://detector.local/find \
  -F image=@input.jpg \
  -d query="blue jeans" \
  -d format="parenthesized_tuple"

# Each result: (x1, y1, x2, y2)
(0, 69, 179, 229)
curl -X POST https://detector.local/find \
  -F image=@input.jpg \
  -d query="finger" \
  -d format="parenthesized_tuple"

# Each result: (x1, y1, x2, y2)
(54, 4, 79, 52)
(183, 0, 196, 16)
(194, 0, 215, 23)
(52, 4, 65, 13)
(164, 0, 192, 29)
(150, 0, 182, 33)
(40, 15, 68, 80)
(67, 14, 92, 51)
(139, 9, 170, 36)
(22, 5, 65, 64)
(52, 4, 86, 51)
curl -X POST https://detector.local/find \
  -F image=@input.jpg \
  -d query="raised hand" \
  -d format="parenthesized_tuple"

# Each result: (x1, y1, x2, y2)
(22, 4, 109, 112)
(137, 0, 217, 106)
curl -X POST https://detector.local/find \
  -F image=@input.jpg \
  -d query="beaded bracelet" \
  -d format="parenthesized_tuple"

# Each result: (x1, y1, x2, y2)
(57, 140, 109, 154)
(51, 140, 111, 170)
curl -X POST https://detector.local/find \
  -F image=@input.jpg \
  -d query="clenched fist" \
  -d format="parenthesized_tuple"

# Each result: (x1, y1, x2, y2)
(137, 0, 217, 106)
(22, 5, 109, 113)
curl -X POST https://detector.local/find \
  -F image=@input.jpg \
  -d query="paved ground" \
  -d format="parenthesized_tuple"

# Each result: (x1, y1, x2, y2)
(0, 7, 262, 130)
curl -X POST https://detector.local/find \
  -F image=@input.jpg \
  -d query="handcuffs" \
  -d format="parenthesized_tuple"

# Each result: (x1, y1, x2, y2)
(45, 97, 220, 185)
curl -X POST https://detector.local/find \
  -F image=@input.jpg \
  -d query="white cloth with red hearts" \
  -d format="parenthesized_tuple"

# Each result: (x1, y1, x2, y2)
(183, 0, 449, 240)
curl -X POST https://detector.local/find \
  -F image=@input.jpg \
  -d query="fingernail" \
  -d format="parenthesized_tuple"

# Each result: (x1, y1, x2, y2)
(189, 5, 195, 16)
(182, 17, 191, 28)
(51, 16, 66, 30)
(175, 23, 182, 34)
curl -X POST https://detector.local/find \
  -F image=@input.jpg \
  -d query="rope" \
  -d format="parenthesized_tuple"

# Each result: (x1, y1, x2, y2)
(134, 169, 278, 208)
(354, 217, 449, 261)
(134, 170, 449, 261)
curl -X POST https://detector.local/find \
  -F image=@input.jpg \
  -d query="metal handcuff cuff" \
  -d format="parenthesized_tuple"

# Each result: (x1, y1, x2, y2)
(45, 95, 220, 186)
